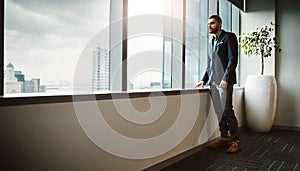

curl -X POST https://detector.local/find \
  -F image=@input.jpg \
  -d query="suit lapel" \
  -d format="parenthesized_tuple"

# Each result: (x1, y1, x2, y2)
(215, 30, 225, 52)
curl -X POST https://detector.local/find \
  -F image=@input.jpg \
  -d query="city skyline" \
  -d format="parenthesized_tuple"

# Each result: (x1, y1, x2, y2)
(4, 0, 109, 83)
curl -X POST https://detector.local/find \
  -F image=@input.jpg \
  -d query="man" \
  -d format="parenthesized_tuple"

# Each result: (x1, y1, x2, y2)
(194, 15, 240, 153)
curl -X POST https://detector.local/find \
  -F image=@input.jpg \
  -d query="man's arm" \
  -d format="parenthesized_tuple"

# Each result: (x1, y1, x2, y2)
(222, 33, 238, 83)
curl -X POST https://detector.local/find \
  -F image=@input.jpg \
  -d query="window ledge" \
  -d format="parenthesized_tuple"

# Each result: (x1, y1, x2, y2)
(0, 88, 210, 107)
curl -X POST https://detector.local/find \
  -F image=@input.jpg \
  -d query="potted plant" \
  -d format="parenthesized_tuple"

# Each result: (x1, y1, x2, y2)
(240, 23, 281, 132)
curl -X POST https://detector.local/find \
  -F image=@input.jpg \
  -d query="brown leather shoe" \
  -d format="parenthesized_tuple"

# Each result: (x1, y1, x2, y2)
(226, 140, 240, 153)
(208, 139, 229, 149)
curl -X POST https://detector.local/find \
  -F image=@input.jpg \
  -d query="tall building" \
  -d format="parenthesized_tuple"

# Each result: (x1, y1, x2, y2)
(24, 78, 42, 93)
(4, 63, 22, 94)
(24, 80, 35, 93)
(92, 46, 109, 91)
(31, 78, 40, 92)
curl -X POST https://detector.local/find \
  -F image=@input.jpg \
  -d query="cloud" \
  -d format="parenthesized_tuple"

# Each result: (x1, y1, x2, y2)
(6, 0, 109, 38)
(4, 0, 110, 83)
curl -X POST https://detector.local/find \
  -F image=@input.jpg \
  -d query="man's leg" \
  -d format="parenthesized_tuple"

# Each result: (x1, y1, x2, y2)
(209, 84, 240, 152)
(207, 85, 230, 149)
(210, 85, 229, 137)
(223, 85, 239, 141)
(223, 85, 240, 153)
(216, 86, 230, 139)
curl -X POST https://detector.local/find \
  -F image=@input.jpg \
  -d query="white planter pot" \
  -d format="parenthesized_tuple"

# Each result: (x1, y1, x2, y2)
(244, 75, 277, 132)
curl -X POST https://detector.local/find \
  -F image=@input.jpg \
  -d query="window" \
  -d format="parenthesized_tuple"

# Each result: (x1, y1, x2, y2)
(1, 0, 240, 99)
(185, 0, 208, 88)
(3, 0, 110, 96)
(127, 0, 173, 90)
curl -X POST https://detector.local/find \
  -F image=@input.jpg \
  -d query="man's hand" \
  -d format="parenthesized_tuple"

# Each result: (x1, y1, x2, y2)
(219, 80, 228, 88)
(194, 81, 205, 88)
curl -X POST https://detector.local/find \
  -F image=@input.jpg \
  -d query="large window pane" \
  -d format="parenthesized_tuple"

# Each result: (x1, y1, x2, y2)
(219, 0, 232, 32)
(127, 36, 164, 90)
(4, 0, 110, 96)
(127, 0, 172, 90)
(185, 0, 208, 88)
(199, 0, 209, 83)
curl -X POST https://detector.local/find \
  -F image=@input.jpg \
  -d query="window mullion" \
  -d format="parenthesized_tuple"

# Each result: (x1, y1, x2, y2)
(171, 0, 184, 89)
(110, 0, 124, 92)
(182, 0, 186, 89)
(122, 0, 128, 91)
(0, 1, 4, 96)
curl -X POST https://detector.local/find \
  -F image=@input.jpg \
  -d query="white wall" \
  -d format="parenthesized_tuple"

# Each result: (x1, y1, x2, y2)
(240, 0, 300, 128)
(0, 90, 244, 171)
(239, 0, 275, 86)
(275, 0, 300, 127)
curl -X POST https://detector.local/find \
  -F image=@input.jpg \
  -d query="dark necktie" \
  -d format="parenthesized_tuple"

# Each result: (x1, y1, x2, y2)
(212, 37, 215, 51)
(212, 36, 217, 51)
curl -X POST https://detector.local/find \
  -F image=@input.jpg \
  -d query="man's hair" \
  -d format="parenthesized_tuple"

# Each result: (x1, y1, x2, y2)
(209, 15, 222, 23)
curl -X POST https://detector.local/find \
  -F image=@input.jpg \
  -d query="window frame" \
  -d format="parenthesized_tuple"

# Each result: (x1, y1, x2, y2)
(0, 0, 239, 106)
(0, 1, 4, 96)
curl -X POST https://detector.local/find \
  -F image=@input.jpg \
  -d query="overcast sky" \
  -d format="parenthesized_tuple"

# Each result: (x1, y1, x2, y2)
(4, 0, 188, 89)
(4, 0, 109, 84)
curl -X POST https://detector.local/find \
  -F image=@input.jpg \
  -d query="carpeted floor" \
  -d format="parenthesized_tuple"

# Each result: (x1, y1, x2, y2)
(160, 128, 300, 171)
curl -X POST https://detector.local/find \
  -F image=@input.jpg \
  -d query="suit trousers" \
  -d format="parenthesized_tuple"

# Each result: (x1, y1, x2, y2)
(210, 83, 239, 141)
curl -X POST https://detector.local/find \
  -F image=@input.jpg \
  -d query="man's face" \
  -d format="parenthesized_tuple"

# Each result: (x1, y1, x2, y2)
(208, 18, 221, 34)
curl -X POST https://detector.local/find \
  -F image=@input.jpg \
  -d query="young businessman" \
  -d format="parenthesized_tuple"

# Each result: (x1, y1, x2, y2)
(195, 15, 240, 153)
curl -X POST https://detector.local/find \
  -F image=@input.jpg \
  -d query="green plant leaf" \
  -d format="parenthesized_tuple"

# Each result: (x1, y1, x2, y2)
(239, 23, 281, 74)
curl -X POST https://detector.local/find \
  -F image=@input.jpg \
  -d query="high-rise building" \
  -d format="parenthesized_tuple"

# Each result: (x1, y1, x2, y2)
(92, 46, 109, 91)
(24, 80, 35, 93)
(24, 78, 44, 93)
(31, 78, 40, 92)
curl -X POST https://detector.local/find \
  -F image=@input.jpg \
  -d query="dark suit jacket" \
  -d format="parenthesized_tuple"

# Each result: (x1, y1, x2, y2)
(201, 30, 238, 85)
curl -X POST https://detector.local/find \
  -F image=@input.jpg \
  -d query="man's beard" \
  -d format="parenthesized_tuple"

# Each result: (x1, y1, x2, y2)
(209, 28, 218, 34)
